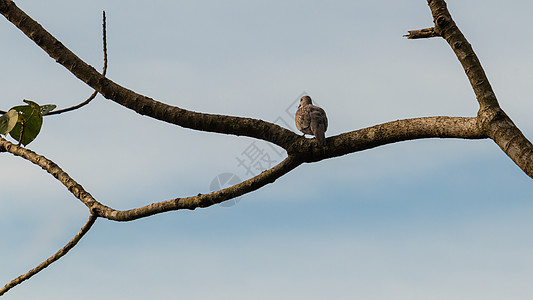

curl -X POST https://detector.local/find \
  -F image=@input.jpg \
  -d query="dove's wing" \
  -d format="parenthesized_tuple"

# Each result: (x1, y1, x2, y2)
(295, 106, 312, 134)
(296, 104, 328, 146)
(310, 109, 327, 146)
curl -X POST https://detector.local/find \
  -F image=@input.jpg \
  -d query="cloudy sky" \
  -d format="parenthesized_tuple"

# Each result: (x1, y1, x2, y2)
(1, 0, 533, 299)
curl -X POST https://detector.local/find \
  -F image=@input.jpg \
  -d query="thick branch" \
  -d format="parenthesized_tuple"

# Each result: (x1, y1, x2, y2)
(290, 116, 486, 162)
(426, 0, 533, 178)
(427, 0, 498, 110)
(0, 1, 298, 149)
(0, 213, 97, 296)
(478, 107, 533, 177)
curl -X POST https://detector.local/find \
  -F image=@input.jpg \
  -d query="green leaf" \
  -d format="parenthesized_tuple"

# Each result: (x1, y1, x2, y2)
(4, 100, 56, 146)
(23, 99, 41, 110)
(0, 110, 19, 135)
(9, 104, 43, 146)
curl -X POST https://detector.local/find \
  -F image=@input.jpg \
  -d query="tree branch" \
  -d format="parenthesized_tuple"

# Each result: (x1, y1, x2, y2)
(0, 0, 526, 220)
(0, 0, 526, 294)
(0, 213, 98, 296)
(426, 0, 497, 110)
(46, 11, 108, 116)
(0, 134, 301, 220)
(404, 27, 439, 39)
(319, 116, 485, 161)
(97, 116, 485, 221)
(97, 155, 303, 221)
(0, 10, 107, 116)
(423, 0, 533, 178)
(0, 136, 108, 211)
(0, 0, 298, 150)
(0, 114, 487, 222)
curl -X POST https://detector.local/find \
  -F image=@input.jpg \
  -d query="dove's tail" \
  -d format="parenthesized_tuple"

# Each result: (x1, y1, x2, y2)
(311, 123, 326, 146)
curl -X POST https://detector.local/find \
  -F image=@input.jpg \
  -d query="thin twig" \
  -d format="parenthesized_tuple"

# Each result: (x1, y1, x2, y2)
(46, 10, 108, 116)
(0, 11, 107, 116)
(0, 213, 98, 296)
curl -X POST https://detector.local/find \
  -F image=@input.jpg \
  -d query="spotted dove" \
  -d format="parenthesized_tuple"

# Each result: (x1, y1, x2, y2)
(295, 96, 328, 146)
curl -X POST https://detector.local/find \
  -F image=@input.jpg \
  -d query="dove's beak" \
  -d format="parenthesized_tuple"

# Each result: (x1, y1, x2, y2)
(297, 104, 301, 109)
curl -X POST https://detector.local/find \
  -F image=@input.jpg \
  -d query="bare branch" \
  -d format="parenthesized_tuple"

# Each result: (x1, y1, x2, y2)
(404, 27, 439, 39)
(0, 0, 298, 149)
(424, 0, 533, 178)
(96, 155, 303, 221)
(0, 0, 525, 294)
(319, 116, 485, 161)
(282, 116, 485, 163)
(427, 0, 498, 110)
(0, 134, 301, 220)
(46, 11, 107, 115)
(94, 116, 486, 221)
(0, 11, 108, 116)
(46, 11, 108, 116)
(0, 136, 107, 211)
(0, 213, 98, 296)
(0, 113, 485, 223)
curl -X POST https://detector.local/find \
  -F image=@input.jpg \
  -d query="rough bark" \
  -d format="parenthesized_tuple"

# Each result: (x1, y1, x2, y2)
(426, 0, 533, 177)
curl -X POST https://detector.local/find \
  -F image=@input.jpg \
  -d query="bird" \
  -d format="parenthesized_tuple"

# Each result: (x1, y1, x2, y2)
(295, 96, 328, 146)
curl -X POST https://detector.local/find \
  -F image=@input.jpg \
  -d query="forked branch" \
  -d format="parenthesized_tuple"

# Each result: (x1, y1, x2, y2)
(422, 0, 533, 178)
(0, 114, 485, 221)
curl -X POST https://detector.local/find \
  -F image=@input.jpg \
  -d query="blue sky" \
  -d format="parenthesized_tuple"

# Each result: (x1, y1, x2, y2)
(1, 0, 533, 299)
